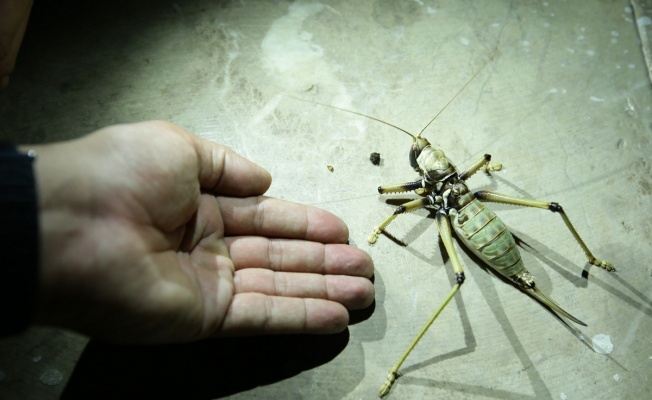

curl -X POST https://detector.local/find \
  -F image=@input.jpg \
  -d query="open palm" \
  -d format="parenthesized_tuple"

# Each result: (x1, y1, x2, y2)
(33, 121, 374, 343)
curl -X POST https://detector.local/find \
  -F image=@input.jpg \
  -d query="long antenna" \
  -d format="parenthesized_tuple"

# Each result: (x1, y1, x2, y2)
(417, 46, 500, 138)
(284, 95, 416, 140)
(285, 42, 502, 142)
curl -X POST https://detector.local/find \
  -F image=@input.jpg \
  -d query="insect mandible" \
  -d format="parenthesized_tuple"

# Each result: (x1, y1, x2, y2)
(290, 44, 615, 398)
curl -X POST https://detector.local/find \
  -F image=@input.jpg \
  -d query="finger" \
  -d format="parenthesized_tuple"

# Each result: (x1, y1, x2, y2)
(218, 293, 349, 335)
(233, 268, 374, 310)
(218, 196, 349, 243)
(188, 131, 271, 197)
(225, 236, 373, 278)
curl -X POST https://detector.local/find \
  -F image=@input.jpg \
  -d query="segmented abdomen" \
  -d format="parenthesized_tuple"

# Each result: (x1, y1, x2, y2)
(452, 198, 525, 279)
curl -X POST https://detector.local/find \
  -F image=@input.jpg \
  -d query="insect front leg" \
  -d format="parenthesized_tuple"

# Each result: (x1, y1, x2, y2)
(379, 211, 466, 397)
(368, 195, 432, 244)
(474, 190, 614, 271)
(459, 153, 502, 181)
(377, 179, 425, 194)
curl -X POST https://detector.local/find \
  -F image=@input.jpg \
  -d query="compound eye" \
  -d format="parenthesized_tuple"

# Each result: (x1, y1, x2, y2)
(409, 145, 420, 169)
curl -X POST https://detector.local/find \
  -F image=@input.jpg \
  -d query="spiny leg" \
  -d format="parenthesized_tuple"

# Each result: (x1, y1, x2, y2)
(368, 196, 433, 244)
(377, 179, 424, 195)
(379, 211, 466, 397)
(474, 190, 614, 271)
(459, 153, 502, 181)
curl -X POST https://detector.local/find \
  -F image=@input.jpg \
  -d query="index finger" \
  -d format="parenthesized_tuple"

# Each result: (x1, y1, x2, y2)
(217, 196, 350, 243)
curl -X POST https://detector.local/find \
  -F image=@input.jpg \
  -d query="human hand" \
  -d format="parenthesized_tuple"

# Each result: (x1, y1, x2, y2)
(27, 121, 374, 344)
(0, 0, 33, 89)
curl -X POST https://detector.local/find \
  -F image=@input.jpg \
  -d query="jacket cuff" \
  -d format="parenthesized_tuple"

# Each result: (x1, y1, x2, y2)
(0, 143, 39, 336)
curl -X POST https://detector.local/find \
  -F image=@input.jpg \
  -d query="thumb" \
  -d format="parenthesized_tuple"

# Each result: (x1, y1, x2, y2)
(189, 131, 272, 197)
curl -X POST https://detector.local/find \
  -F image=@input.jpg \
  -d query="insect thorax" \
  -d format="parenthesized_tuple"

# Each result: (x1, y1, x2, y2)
(428, 180, 474, 212)
(415, 146, 470, 208)
(417, 146, 455, 173)
(417, 146, 457, 181)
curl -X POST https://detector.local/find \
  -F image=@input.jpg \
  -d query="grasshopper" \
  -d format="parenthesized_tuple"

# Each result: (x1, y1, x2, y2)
(368, 118, 615, 397)
(294, 44, 615, 397)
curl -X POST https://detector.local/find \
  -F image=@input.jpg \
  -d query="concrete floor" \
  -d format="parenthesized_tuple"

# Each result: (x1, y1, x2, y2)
(1, 0, 651, 399)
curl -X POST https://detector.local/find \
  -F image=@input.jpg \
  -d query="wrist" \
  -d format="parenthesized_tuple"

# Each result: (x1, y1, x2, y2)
(22, 140, 92, 326)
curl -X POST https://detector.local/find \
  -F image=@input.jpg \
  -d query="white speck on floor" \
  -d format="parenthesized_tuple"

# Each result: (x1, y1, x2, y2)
(592, 333, 614, 354)
(39, 369, 64, 386)
(637, 16, 651, 28)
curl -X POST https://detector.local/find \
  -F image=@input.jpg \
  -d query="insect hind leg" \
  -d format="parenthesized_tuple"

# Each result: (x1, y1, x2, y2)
(378, 211, 465, 397)
(474, 190, 614, 271)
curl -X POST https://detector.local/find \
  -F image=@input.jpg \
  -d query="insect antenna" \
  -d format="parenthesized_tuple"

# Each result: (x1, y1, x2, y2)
(285, 40, 504, 143)
(283, 94, 417, 142)
(417, 45, 501, 138)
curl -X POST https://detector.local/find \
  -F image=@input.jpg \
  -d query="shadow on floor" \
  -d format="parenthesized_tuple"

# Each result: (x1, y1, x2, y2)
(61, 330, 350, 399)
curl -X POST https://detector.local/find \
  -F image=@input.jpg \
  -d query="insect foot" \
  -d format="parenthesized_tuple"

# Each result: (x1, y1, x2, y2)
(591, 257, 616, 272)
(368, 229, 381, 244)
(483, 162, 502, 174)
(378, 371, 397, 398)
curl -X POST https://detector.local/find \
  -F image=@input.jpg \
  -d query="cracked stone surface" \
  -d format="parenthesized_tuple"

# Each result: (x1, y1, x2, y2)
(1, 1, 651, 399)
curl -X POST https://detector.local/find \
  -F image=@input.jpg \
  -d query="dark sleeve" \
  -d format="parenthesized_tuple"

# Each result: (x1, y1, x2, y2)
(0, 143, 40, 336)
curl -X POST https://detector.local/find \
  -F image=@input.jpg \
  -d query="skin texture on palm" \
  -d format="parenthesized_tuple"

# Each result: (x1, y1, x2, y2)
(25, 121, 374, 344)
